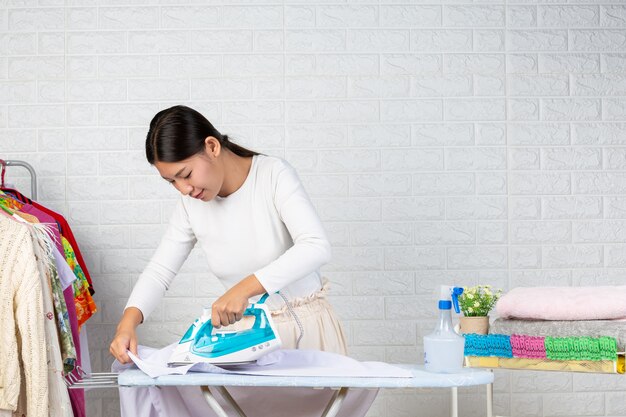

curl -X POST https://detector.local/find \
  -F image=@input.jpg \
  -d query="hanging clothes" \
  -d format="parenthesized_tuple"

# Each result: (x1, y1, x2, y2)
(20, 203, 64, 252)
(0, 193, 21, 212)
(62, 237, 97, 329)
(0, 214, 48, 417)
(5, 200, 77, 373)
(1, 167, 90, 417)
(31, 221, 86, 417)
(48, 249, 78, 372)
(29, 224, 74, 417)
(1, 187, 95, 295)
(53, 245, 77, 290)
(13, 211, 39, 224)
(20, 201, 97, 328)
(1, 191, 87, 417)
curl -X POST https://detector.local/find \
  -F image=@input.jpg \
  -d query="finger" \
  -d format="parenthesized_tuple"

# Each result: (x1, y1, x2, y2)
(114, 339, 133, 364)
(235, 312, 243, 322)
(228, 313, 236, 325)
(212, 310, 221, 329)
(110, 345, 123, 364)
(220, 311, 230, 328)
(110, 343, 119, 359)
(130, 338, 138, 356)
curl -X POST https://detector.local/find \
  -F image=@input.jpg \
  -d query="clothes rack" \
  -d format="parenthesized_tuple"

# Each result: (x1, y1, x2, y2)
(1, 160, 100, 417)
(0, 159, 38, 200)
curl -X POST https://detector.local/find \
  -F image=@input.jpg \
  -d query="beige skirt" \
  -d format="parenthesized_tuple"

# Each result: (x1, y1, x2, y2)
(234, 281, 348, 355)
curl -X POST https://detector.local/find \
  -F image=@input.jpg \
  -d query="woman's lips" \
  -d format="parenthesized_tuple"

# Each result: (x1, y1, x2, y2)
(194, 191, 204, 199)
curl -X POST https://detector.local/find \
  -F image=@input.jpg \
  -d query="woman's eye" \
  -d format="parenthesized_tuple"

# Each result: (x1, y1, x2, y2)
(184, 172, 192, 179)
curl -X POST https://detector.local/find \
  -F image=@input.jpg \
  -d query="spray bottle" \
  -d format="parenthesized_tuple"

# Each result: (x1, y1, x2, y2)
(423, 286, 465, 373)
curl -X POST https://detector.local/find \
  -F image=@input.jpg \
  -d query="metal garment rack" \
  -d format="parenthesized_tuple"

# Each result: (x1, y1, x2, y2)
(0, 158, 114, 388)
(0, 159, 116, 389)
(0, 159, 38, 200)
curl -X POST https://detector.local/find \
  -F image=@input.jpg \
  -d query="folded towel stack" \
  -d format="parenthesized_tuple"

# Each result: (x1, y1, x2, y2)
(495, 285, 626, 353)
(463, 285, 625, 369)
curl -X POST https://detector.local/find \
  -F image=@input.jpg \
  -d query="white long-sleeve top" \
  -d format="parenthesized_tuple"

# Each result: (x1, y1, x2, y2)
(126, 154, 331, 318)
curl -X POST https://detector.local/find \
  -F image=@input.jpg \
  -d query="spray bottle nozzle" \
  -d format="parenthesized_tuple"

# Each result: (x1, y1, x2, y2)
(438, 285, 464, 313)
(451, 287, 464, 314)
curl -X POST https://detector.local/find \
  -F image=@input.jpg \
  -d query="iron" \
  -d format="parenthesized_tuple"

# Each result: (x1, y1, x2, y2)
(168, 293, 282, 366)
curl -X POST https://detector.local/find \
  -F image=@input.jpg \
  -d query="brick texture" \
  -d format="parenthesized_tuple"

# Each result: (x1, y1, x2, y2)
(1, 1, 625, 417)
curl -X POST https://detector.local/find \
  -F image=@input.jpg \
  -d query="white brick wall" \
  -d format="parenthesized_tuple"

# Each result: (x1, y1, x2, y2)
(1, 1, 626, 416)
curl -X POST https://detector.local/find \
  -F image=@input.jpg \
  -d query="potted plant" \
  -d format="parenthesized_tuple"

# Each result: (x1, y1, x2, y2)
(458, 285, 503, 335)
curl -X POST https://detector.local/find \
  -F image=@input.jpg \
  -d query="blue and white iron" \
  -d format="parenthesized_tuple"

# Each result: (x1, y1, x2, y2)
(168, 293, 282, 366)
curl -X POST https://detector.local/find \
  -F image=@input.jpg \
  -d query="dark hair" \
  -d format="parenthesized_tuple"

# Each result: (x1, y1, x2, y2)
(145, 105, 259, 164)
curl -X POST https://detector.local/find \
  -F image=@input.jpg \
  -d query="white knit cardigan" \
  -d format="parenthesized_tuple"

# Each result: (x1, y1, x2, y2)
(0, 215, 48, 417)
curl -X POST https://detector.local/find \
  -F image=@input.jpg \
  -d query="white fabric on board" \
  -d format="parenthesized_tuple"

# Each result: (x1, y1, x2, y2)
(114, 344, 393, 417)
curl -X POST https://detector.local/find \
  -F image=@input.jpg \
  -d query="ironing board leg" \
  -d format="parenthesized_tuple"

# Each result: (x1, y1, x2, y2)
(320, 387, 349, 417)
(201, 386, 230, 417)
(201, 386, 248, 417)
(451, 387, 458, 417)
(486, 383, 494, 417)
(215, 386, 248, 417)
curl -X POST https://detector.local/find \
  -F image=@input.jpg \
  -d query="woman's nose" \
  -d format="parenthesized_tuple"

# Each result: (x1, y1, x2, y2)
(176, 182, 194, 196)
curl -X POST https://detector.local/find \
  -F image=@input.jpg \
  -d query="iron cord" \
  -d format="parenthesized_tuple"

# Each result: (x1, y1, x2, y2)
(279, 292, 304, 349)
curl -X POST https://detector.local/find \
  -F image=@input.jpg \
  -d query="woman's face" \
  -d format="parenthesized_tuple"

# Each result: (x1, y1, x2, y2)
(154, 137, 224, 202)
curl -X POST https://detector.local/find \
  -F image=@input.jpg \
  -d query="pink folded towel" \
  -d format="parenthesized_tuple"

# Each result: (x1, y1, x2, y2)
(496, 286, 626, 321)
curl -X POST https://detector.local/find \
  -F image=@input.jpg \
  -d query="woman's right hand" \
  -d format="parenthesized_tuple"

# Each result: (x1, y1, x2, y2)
(109, 307, 143, 364)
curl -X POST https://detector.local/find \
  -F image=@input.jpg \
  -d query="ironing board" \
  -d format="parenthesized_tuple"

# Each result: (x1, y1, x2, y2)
(115, 366, 495, 417)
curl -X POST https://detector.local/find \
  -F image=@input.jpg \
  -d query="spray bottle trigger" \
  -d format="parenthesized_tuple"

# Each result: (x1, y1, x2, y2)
(451, 287, 464, 313)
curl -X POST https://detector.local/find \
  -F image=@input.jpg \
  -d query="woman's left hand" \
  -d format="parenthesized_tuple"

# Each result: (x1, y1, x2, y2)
(211, 288, 249, 328)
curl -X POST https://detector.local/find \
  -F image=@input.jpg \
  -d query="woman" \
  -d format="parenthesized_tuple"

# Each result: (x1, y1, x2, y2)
(108, 105, 379, 417)
(109, 104, 347, 365)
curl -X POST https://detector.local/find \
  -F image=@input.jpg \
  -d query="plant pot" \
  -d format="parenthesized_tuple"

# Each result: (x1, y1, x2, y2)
(459, 316, 490, 335)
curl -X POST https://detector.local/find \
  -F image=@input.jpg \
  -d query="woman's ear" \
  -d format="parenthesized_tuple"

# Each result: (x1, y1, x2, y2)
(204, 136, 221, 159)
